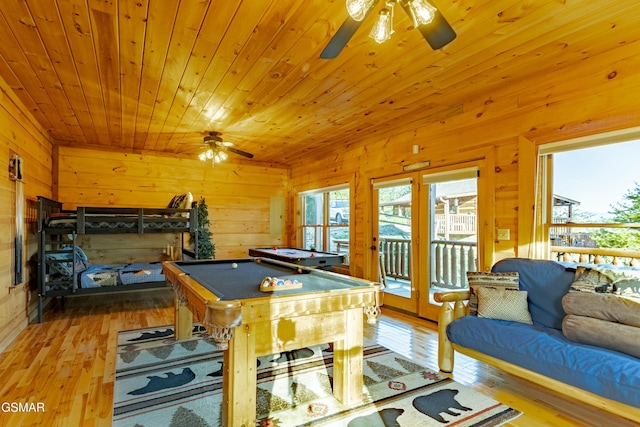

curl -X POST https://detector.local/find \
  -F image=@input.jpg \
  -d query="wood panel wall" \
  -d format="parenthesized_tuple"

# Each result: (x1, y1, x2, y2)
(290, 39, 640, 282)
(56, 147, 290, 262)
(0, 75, 53, 351)
(1, 25, 639, 350)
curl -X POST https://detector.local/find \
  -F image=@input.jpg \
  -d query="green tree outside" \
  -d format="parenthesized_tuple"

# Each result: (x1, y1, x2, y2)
(590, 182, 640, 251)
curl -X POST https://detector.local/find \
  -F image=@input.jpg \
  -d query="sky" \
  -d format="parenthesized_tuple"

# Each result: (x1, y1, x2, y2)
(553, 139, 640, 218)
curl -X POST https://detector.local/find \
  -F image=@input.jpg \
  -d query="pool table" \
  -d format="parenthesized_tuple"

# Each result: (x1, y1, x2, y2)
(248, 247, 344, 267)
(162, 257, 383, 427)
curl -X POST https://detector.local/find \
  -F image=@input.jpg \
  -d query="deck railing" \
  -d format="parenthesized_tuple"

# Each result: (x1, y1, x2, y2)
(434, 214, 477, 236)
(380, 238, 411, 281)
(431, 240, 477, 289)
(551, 246, 640, 267)
(378, 238, 477, 289)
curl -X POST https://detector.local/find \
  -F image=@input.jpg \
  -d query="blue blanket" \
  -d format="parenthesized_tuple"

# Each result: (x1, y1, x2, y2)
(81, 263, 165, 288)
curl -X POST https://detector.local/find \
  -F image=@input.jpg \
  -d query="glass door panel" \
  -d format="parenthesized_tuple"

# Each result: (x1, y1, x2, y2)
(420, 170, 478, 320)
(374, 177, 417, 313)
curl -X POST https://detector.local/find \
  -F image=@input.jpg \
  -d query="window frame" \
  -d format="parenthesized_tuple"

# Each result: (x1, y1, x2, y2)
(298, 184, 351, 264)
(538, 127, 640, 265)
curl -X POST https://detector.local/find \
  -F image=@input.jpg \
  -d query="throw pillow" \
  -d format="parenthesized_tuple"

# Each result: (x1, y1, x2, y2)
(467, 271, 520, 316)
(613, 278, 640, 301)
(476, 287, 533, 324)
(45, 253, 75, 277)
(74, 245, 91, 268)
(47, 245, 91, 277)
(167, 192, 193, 217)
(568, 266, 613, 293)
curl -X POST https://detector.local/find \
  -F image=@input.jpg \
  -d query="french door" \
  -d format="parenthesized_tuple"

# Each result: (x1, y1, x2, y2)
(372, 176, 418, 313)
(418, 168, 479, 320)
(371, 167, 479, 320)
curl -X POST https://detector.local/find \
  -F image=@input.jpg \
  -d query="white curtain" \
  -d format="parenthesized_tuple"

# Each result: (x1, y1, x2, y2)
(529, 154, 551, 259)
(518, 137, 550, 259)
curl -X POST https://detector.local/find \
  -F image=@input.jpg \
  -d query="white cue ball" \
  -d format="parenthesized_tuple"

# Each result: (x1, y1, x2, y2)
(231, 262, 238, 269)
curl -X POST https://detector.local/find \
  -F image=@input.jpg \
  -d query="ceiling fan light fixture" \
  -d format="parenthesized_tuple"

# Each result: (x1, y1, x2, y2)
(198, 131, 254, 165)
(406, 0, 437, 26)
(369, 7, 394, 44)
(346, 0, 376, 21)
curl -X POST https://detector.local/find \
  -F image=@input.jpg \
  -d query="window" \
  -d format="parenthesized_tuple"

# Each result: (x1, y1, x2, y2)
(299, 186, 350, 263)
(542, 137, 640, 265)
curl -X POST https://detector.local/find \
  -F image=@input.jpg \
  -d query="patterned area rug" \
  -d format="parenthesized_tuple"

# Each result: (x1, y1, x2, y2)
(113, 325, 521, 427)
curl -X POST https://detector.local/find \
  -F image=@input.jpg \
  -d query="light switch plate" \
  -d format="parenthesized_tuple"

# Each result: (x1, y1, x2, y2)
(497, 228, 510, 241)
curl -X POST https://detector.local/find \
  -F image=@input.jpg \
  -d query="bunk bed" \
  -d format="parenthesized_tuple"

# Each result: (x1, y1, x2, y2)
(36, 196, 198, 322)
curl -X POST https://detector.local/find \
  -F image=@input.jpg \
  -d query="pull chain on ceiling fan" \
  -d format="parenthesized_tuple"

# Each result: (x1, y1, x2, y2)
(320, 0, 455, 59)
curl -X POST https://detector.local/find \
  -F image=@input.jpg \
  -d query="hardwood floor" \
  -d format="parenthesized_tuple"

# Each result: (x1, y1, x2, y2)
(0, 290, 636, 427)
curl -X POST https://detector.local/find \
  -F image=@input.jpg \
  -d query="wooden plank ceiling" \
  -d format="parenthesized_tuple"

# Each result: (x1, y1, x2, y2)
(0, 0, 638, 165)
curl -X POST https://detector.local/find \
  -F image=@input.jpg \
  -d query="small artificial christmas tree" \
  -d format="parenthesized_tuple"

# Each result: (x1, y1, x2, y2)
(191, 197, 215, 259)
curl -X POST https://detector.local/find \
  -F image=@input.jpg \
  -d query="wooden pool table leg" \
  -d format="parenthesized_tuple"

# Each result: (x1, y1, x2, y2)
(332, 307, 365, 405)
(222, 323, 256, 427)
(174, 295, 193, 340)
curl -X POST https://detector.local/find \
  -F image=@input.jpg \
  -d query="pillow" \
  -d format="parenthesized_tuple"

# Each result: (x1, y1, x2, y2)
(62, 244, 91, 268)
(467, 271, 520, 316)
(562, 292, 640, 327)
(167, 192, 193, 209)
(47, 246, 90, 277)
(492, 258, 575, 330)
(476, 287, 533, 324)
(612, 278, 640, 301)
(74, 245, 92, 268)
(46, 253, 73, 276)
(563, 314, 640, 359)
(570, 265, 640, 295)
(167, 192, 193, 217)
(568, 266, 613, 293)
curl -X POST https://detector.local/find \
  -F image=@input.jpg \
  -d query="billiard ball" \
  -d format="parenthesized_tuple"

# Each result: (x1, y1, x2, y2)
(231, 262, 238, 269)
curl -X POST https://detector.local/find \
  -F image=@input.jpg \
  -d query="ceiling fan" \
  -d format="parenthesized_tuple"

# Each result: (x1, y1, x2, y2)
(198, 132, 254, 165)
(320, 0, 456, 59)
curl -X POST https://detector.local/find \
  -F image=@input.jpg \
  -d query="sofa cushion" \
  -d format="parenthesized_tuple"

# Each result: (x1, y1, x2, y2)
(477, 287, 532, 324)
(467, 271, 519, 316)
(562, 292, 640, 327)
(563, 314, 640, 359)
(492, 258, 575, 330)
(447, 316, 640, 408)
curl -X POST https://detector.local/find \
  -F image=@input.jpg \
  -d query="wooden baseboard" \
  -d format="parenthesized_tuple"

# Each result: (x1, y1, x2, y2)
(452, 344, 640, 424)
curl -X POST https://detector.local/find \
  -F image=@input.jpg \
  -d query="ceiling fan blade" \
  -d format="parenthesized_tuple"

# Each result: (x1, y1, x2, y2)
(413, 8, 456, 50)
(226, 146, 254, 159)
(398, 1, 456, 50)
(320, 18, 362, 59)
(320, 0, 380, 59)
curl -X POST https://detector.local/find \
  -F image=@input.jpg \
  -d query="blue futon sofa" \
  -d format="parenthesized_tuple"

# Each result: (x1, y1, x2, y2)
(436, 258, 640, 422)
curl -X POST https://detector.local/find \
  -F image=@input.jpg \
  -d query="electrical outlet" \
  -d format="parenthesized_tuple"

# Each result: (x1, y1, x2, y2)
(497, 228, 510, 241)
